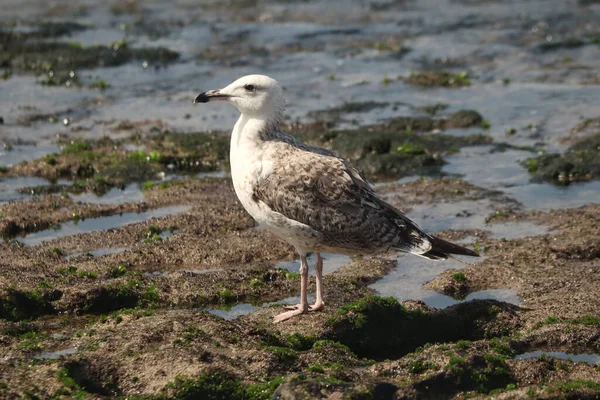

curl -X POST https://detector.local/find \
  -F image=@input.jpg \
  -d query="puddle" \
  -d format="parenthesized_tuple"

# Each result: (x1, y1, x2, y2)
(207, 303, 262, 320)
(405, 200, 489, 233)
(0, 177, 70, 204)
(20, 205, 191, 246)
(35, 347, 77, 360)
(70, 184, 145, 205)
(196, 170, 230, 179)
(370, 253, 521, 309)
(123, 143, 146, 152)
(67, 247, 129, 259)
(274, 253, 353, 276)
(444, 147, 600, 211)
(206, 294, 318, 320)
(143, 271, 170, 277)
(50, 333, 70, 340)
(515, 351, 600, 365)
(0, 143, 61, 168)
(159, 229, 177, 239)
(503, 181, 600, 212)
(177, 268, 227, 276)
(400, 199, 549, 241)
(276, 294, 316, 307)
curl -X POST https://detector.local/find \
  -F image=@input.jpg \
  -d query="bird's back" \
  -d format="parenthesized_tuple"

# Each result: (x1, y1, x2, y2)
(249, 130, 436, 256)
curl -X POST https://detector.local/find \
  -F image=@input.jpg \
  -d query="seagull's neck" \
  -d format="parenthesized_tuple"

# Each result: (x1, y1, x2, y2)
(231, 111, 284, 150)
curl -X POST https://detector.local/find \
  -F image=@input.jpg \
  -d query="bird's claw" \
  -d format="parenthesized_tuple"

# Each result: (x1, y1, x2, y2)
(275, 302, 325, 322)
(283, 302, 325, 311)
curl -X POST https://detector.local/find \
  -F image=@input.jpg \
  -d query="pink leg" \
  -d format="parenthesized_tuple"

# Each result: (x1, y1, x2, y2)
(274, 254, 309, 323)
(311, 253, 325, 311)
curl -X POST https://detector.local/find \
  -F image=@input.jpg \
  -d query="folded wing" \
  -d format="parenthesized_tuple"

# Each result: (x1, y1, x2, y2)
(253, 148, 434, 255)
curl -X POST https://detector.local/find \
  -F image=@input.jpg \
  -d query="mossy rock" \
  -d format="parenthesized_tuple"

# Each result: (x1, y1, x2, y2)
(60, 359, 122, 397)
(522, 133, 600, 184)
(0, 288, 56, 321)
(324, 296, 427, 359)
(97, 157, 160, 185)
(444, 110, 484, 129)
(412, 353, 513, 396)
(405, 71, 471, 88)
(536, 38, 586, 52)
(296, 122, 490, 180)
(0, 39, 178, 77)
(73, 285, 146, 315)
(324, 296, 520, 360)
(163, 368, 283, 400)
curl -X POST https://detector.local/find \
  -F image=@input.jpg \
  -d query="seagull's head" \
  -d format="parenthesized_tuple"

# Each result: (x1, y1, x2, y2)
(194, 74, 284, 118)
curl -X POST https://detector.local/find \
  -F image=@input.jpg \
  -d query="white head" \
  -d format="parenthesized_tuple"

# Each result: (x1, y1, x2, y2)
(194, 74, 285, 120)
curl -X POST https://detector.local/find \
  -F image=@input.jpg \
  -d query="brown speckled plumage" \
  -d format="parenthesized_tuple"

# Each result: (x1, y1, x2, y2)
(253, 135, 433, 255)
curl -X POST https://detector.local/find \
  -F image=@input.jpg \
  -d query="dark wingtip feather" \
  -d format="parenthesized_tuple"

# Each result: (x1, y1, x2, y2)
(421, 235, 480, 260)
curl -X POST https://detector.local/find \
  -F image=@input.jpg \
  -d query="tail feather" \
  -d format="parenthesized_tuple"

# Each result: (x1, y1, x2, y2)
(419, 235, 480, 261)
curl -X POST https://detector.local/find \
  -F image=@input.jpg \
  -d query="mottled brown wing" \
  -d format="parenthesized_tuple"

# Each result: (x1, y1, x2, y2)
(253, 150, 431, 254)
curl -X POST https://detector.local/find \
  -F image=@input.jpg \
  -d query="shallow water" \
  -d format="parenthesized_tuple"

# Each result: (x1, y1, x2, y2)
(196, 170, 230, 179)
(70, 184, 145, 205)
(370, 254, 518, 309)
(67, 247, 129, 259)
(515, 351, 600, 365)
(21, 205, 190, 246)
(35, 347, 78, 360)
(0, 177, 69, 204)
(208, 303, 263, 320)
(444, 146, 600, 211)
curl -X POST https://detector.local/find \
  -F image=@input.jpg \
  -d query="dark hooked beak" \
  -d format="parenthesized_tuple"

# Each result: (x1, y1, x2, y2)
(193, 89, 230, 104)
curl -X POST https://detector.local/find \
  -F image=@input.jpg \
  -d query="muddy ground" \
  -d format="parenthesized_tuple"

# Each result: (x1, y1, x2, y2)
(1, 0, 600, 399)
(1, 172, 599, 399)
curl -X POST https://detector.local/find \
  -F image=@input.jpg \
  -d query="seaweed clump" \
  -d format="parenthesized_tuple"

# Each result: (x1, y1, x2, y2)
(523, 133, 600, 184)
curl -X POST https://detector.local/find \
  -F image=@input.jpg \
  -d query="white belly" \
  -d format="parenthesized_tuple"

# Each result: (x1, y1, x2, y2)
(230, 151, 321, 253)
(229, 116, 323, 253)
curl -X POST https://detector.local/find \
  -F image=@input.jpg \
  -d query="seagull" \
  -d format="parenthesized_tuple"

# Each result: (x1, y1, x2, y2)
(194, 75, 479, 323)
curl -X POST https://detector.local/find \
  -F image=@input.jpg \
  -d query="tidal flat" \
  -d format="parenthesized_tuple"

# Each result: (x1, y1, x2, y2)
(1, 0, 600, 398)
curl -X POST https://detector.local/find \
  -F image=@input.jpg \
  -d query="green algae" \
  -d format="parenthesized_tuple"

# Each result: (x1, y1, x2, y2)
(324, 296, 427, 359)
(410, 350, 513, 396)
(9, 133, 230, 191)
(296, 121, 490, 180)
(76, 279, 160, 315)
(451, 272, 467, 282)
(291, 110, 489, 179)
(325, 296, 519, 360)
(534, 314, 600, 329)
(285, 332, 316, 351)
(418, 103, 449, 115)
(0, 35, 179, 79)
(163, 369, 283, 400)
(0, 288, 56, 321)
(405, 71, 471, 87)
(523, 133, 600, 184)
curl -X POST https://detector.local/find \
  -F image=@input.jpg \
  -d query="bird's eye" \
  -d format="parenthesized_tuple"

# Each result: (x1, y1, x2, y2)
(244, 84, 255, 92)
